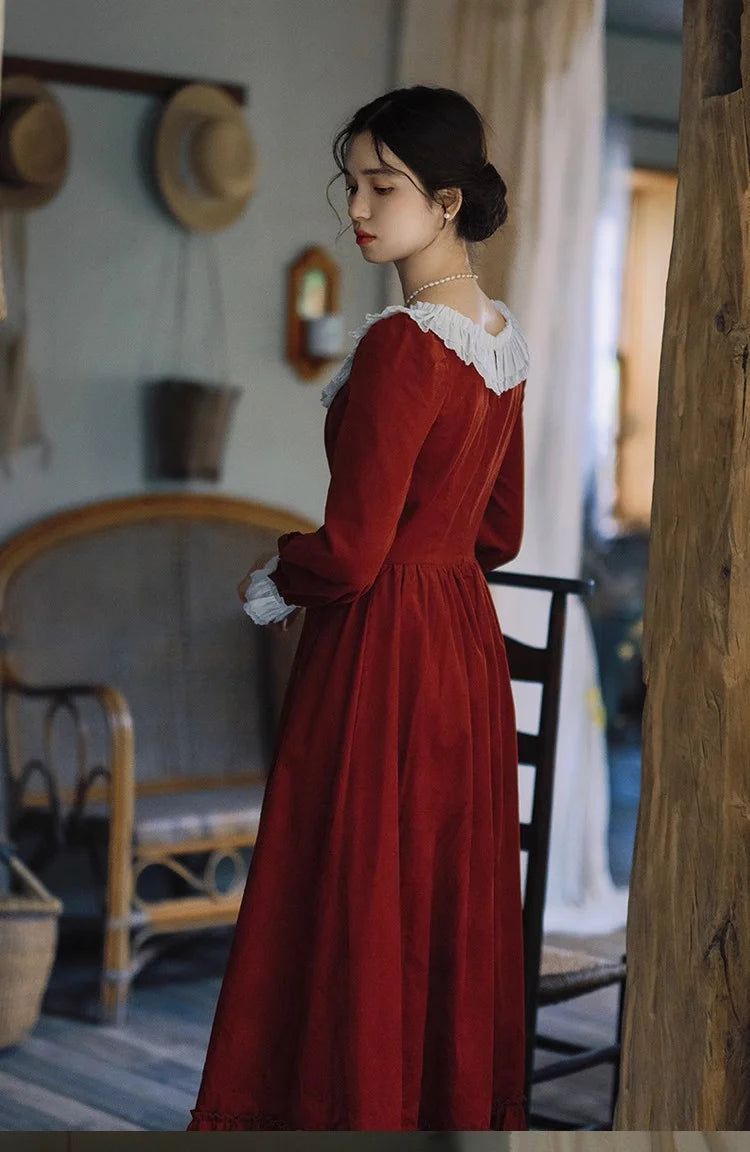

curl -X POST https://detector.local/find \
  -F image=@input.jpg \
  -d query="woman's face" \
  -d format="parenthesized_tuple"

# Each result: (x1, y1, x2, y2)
(343, 131, 452, 264)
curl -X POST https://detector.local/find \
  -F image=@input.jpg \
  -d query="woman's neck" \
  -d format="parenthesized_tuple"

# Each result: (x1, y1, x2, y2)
(396, 243, 474, 307)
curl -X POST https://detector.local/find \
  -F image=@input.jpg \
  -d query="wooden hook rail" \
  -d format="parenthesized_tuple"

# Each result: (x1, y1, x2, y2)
(2, 54, 247, 105)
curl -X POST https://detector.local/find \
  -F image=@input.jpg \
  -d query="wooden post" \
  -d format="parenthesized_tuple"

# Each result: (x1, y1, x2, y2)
(616, 0, 750, 1129)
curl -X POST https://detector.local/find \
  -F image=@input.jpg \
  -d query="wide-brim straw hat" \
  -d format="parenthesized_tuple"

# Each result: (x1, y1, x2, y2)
(0, 75, 71, 211)
(155, 83, 257, 232)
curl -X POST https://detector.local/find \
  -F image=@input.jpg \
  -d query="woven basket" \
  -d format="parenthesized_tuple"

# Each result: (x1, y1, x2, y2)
(148, 377, 242, 481)
(0, 850, 62, 1049)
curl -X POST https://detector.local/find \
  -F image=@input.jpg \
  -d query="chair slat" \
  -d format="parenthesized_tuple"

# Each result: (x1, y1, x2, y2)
(504, 636, 548, 682)
(517, 731, 540, 766)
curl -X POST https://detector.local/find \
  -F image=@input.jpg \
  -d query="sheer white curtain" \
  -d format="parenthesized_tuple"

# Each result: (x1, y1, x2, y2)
(390, 0, 628, 932)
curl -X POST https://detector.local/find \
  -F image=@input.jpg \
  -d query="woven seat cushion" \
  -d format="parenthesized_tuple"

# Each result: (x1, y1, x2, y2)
(539, 944, 626, 1004)
(86, 783, 267, 848)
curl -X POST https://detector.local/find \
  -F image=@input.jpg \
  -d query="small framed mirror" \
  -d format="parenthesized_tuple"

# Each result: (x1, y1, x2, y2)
(286, 247, 343, 379)
(297, 267, 327, 320)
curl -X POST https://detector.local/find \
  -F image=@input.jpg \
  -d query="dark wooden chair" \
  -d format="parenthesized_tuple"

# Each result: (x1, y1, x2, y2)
(486, 570, 627, 1130)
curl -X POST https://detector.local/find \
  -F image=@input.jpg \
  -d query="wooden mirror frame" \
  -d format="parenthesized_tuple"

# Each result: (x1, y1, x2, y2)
(286, 246, 342, 380)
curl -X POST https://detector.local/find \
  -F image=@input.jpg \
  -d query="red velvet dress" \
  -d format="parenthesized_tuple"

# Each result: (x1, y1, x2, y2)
(188, 306, 528, 1131)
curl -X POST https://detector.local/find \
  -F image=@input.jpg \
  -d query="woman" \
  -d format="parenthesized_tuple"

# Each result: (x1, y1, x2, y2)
(188, 84, 529, 1132)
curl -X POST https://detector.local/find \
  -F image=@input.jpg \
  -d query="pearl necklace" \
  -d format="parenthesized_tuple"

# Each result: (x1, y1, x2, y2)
(405, 272, 478, 307)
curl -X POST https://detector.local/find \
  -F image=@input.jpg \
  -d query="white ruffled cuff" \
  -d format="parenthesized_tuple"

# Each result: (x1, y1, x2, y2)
(242, 554, 298, 625)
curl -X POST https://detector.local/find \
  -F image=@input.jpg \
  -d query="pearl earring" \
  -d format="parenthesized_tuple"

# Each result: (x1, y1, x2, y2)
(443, 211, 451, 220)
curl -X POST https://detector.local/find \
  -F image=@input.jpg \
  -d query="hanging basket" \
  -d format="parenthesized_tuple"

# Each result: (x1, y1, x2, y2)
(0, 846, 62, 1049)
(148, 377, 242, 481)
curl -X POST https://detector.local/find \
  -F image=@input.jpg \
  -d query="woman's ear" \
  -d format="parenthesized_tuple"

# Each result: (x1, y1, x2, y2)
(439, 187, 463, 219)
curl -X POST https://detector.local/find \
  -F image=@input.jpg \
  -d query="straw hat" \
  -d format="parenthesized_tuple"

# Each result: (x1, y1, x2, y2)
(155, 83, 257, 232)
(0, 76, 71, 211)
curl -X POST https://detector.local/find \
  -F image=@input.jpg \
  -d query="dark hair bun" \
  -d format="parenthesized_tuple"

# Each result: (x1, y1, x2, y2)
(459, 161, 508, 243)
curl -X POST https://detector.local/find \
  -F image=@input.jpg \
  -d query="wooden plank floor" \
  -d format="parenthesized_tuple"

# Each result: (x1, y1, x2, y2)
(0, 921, 626, 1132)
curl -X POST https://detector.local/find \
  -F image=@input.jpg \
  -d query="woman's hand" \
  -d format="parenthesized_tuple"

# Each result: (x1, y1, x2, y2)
(237, 549, 277, 604)
(237, 550, 303, 631)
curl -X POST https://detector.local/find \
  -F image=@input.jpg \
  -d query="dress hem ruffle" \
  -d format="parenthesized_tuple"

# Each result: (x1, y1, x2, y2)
(187, 1096, 528, 1131)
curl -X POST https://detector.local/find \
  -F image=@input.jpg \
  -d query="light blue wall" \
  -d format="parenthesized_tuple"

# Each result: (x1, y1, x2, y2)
(0, 3, 683, 872)
(0, 6, 681, 548)
(0, 0, 397, 542)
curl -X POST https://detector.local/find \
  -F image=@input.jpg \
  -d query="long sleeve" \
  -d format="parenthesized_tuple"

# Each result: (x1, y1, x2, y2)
(474, 382, 525, 573)
(267, 312, 447, 609)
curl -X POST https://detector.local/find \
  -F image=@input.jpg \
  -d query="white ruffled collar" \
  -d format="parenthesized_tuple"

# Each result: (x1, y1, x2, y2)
(321, 298, 529, 408)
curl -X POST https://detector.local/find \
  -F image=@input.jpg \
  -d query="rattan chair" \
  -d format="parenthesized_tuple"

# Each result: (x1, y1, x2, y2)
(0, 493, 315, 1025)
(486, 570, 627, 1130)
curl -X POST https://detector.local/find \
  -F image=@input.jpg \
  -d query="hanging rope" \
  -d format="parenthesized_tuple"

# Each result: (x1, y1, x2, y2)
(205, 233, 231, 384)
(0, 210, 52, 474)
